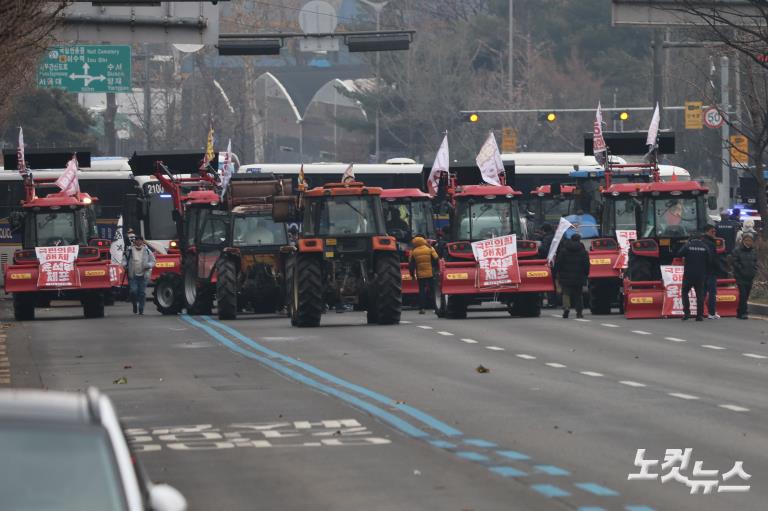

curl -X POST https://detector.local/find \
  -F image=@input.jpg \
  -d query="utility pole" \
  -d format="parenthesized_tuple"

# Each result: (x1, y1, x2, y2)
(508, 0, 514, 102)
(652, 29, 665, 124)
(104, 93, 117, 155)
(360, 0, 389, 163)
(143, 44, 152, 151)
(720, 55, 730, 212)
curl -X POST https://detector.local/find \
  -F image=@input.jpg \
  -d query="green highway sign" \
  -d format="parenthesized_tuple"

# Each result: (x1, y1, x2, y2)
(37, 45, 132, 94)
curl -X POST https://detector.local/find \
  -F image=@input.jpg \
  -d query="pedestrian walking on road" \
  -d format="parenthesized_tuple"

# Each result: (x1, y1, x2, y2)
(125, 236, 155, 315)
(409, 236, 439, 314)
(553, 233, 590, 319)
(732, 233, 758, 320)
(702, 225, 724, 319)
(678, 231, 715, 321)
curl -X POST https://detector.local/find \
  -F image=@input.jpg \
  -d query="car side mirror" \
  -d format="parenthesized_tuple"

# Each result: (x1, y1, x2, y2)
(149, 484, 187, 511)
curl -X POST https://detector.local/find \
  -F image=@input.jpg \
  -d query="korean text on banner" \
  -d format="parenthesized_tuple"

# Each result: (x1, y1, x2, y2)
(36, 245, 80, 288)
(614, 229, 637, 269)
(661, 265, 696, 317)
(471, 235, 520, 288)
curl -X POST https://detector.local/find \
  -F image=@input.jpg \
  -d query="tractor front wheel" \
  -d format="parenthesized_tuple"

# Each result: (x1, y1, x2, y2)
(216, 259, 238, 320)
(83, 293, 105, 319)
(154, 273, 184, 315)
(13, 293, 35, 321)
(291, 255, 323, 327)
(374, 253, 401, 325)
(184, 257, 212, 315)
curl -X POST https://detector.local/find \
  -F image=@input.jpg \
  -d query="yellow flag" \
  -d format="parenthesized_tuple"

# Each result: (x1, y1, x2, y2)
(205, 127, 215, 163)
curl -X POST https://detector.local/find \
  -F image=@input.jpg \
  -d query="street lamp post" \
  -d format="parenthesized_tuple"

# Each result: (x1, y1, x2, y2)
(359, 0, 389, 163)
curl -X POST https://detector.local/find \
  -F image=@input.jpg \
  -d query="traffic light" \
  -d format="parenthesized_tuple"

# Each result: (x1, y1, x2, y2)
(463, 112, 480, 123)
(538, 112, 557, 123)
(613, 111, 630, 121)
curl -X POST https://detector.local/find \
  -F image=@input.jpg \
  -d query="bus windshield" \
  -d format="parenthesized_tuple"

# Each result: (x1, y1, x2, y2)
(644, 197, 701, 238)
(142, 184, 177, 240)
(232, 215, 288, 246)
(456, 200, 521, 241)
(306, 196, 383, 236)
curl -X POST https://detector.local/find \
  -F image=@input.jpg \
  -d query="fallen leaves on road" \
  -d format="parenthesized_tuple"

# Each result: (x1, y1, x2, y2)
(113, 377, 128, 384)
(476, 365, 490, 374)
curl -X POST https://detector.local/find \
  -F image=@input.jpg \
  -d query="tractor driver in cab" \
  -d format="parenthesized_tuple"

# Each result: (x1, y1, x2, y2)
(663, 200, 684, 227)
(384, 205, 410, 239)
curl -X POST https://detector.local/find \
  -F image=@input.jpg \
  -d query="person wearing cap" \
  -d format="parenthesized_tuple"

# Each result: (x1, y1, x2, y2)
(124, 236, 155, 315)
(732, 233, 758, 319)
(736, 219, 757, 245)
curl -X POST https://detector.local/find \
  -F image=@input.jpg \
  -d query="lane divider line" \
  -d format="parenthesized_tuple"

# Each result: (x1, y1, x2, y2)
(575, 482, 620, 497)
(574, 318, 591, 322)
(198, 316, 464, 438)
(619, 381, 647, 388)
(664, 337, 687, 343)
(417, 325, 433, 330)
(601, 323, 619, 328)
(718, 404, 750, 412)
(580, 371, 604, 377)
(545, 363, 567, 368)
(668, 392, 699, 400)
(486, 346, 505, 351)
(743, 353, 767, 359)
(437, 331, 454, 336)
(516, 354, 536, 360)
(461, 338, 479, 344)
(181, 315, 430, 438)
(631, 330, 652, 335)
(701, 345, 726, 350)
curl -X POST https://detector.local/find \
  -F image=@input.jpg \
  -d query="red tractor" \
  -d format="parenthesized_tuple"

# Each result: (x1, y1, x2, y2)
(381, 188, 436, 303)
(623, 180, 739, 318)
(274, 180, 402, 327)
(434, 182, 554, 319)
(3, 173, 113, 320)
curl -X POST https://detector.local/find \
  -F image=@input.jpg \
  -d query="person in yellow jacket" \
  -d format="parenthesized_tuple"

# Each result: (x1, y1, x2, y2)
(409, 236, 439, 314)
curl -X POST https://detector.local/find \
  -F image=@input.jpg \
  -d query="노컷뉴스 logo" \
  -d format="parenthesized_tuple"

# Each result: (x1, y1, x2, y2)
(628, 448, 750, 494)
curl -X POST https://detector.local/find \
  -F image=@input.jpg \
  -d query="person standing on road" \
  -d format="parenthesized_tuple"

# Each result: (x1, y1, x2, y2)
(537, 223, 554, 259)
(409, 236, 439, 315)
(716, 211, 740, 254)
(701, 224, 724, 319)
(125, 236, 156, 315)
(678, 231, 715, 321)
(732, 233, 758, 320)
(553, 233, 590, 319)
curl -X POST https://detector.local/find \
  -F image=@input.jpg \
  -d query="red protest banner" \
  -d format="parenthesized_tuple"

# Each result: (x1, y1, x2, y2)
(661, 265, 697, 317)
(35, 245, 79, 288)
(471, 234, 521, 288)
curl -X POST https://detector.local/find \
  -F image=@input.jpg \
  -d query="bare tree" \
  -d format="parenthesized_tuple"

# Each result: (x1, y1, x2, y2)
(658, 1, 768, 234)
(0, 1, 68, 128)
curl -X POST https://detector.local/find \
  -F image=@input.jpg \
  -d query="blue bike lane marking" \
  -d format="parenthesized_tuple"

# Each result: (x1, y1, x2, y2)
(183, 314, 653, 511)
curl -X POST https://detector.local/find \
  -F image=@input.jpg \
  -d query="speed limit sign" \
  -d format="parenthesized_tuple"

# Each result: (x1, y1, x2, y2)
(704, 107, 724, 129)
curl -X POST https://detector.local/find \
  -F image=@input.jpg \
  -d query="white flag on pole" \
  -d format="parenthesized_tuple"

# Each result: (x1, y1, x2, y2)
(593, 102, 607, 165)
(17, 127, 27, 176)
(342, 163, 355, 183)
(547, 217, 575, 264)
(646, 102, 660, 148)
(110, 216, 125, 266)
(56, 156, 80, 196)
(220, 138, 234, 198)
(428, 134, 449, 196)
(475, 132, 504, 186)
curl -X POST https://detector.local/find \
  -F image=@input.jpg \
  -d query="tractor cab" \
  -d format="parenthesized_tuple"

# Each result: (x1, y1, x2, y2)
(302, 183, 388, 240)
(636, 181, 709, 265)
(381, 188, 435, 243)
(525, 184, 577, 233)
(19, 194, 99, 250)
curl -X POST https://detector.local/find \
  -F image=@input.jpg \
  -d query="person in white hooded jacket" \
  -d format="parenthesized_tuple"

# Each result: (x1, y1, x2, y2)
(736, 219, 757, 245)
(124, 236, 156, 315)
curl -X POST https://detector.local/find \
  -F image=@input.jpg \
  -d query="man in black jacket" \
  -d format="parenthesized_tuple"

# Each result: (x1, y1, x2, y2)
(701, 224, 723, 319)
(537, 223, 554, 258)
(553, 233, 590, 319)
(732, 233, 758, 319)
(678, 232, 715, 321)
(716, 211, 740, 254)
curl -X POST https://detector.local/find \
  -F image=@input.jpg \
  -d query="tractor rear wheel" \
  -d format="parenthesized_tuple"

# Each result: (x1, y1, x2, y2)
(374, 253, 401, 325)
(13, 294, 35, 321)
(434, 278, 446, 318)
(184, 257, 212, 315)
(83, 293, 105, 319)
(154, 273, 183, 315)
(445, 295, 467, 319)
(509, 293, 541, 317)
(589, 283, 613, 315)
(216, 259, 238, 320)
(291, 255, 323, 327)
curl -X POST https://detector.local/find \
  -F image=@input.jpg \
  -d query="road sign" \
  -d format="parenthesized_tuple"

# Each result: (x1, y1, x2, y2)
(501, 127, 518, 153)
(684, 101, 703, 130)
(730, 135, 749, 166)
(703, 107, 724, 129)
(37, 45, 131, 94)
